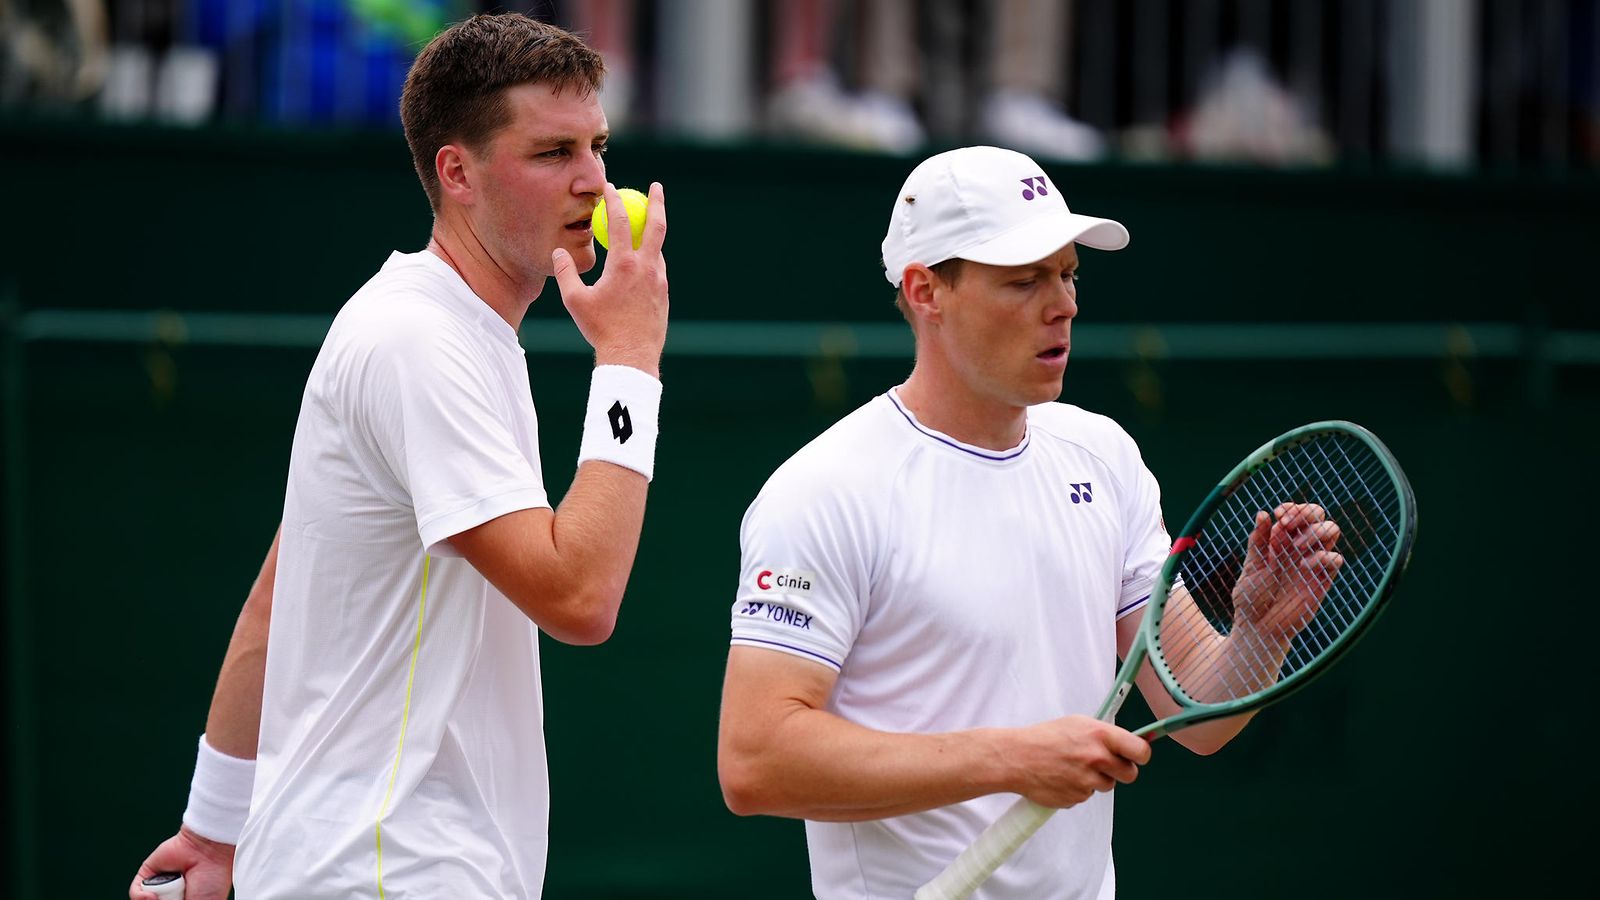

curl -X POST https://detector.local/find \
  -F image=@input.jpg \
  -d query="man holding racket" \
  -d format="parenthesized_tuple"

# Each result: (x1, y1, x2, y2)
(717, 146, 1336, 898)
(129, 14, 668, 899)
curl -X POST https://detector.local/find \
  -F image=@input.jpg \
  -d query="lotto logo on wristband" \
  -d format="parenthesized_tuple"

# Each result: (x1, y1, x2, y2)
(754, 567, 816, 595)
(608, 401, 633, 443)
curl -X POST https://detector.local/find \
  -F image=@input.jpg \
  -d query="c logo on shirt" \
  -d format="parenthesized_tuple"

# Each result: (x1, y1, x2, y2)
(753, 567, 816, 594)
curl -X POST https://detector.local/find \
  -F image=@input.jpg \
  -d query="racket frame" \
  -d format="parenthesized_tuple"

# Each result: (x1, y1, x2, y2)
(1126, 419, 1417, 739)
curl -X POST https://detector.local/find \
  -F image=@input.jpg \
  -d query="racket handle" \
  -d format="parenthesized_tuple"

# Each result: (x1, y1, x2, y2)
(915, 798, 1053, 900)
(142, 873, 185, 899)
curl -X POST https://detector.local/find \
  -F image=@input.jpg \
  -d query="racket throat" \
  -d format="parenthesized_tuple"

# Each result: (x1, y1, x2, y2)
(1099, 680, 1133, 722)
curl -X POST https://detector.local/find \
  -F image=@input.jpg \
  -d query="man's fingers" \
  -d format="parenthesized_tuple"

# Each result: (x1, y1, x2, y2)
(638, 181, 667, 255)
(1101, 755, 1142, 785)
(600, 182, 632, 254)
(1305, 550, 1345, 575)
(129, 863, 160, 900)
(551, 248, 584, 299)
(1102, 726, 1152, 766)
(1246, 510, 1272, 560)
(1280, 502, 1326, 525)
(1290, 521, 1341, 553)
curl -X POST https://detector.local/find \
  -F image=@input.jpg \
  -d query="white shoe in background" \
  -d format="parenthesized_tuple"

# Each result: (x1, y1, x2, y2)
(769, 72, 924, 154)
(155, 45, 220, 125)
(980, 89, 1107, 161)
(100, 44, 153, 120)
(854, 90, 925, 154)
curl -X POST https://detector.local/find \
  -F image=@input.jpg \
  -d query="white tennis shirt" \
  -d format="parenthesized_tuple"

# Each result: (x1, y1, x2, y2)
(235, 251, 553, 898)
(730, 389, 1170, 900)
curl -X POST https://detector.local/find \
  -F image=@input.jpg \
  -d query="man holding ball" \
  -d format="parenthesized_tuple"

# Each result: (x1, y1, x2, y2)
(130, 13, 667, 899)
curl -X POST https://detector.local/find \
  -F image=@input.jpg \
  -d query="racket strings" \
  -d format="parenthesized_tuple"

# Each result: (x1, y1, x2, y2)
(1153, 433, 1404, 705)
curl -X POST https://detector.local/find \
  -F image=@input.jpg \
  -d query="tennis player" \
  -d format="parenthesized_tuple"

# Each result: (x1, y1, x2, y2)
(129, 14, 667, 899)
(717, 146, 1273, 899)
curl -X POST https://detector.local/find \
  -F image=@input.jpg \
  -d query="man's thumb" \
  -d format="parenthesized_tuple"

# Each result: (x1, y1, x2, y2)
(551, 248, 582, 299)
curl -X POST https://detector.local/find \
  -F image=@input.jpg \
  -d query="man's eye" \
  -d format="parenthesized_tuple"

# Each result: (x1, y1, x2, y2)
(1011, 279, 1036, 289)
(1064, 271, 1079, 283)
(593, 144, 609, 158)
(540, 148, 568, 158)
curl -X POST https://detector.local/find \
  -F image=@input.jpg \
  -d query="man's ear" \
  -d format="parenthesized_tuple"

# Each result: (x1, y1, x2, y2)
(436, 143, 473, 206)
(901, 264, 944, 325)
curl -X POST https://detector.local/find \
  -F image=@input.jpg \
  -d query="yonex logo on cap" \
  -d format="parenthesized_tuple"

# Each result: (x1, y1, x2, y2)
(1020, 176, 1049, 200)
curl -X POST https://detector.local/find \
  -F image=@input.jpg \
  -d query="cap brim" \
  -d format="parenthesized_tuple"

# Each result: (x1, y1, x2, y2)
(956, 211, 1129, 267)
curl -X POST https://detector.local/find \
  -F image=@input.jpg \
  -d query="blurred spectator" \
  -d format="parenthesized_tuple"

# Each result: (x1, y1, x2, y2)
(1, 0, 109, 106)
(567, 0, 636, 131)
(4, 0, 1594, 173)
(1169, 47, 1334, 166)
(99, 0, 220, 123)
(765, 0, 1105, 160)
(766, 0, 923, 153)
(979, 0, 1104, 160)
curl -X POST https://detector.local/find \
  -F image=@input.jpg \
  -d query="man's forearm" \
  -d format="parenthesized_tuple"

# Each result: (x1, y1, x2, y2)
(202, 529, 279, 759)
(549, 461, 650, 617)
(721, 704, 1016, 822)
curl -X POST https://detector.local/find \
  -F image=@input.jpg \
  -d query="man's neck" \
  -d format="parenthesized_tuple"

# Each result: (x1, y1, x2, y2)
(427, 216, 539, 332)
(897, 362, 1029, 452)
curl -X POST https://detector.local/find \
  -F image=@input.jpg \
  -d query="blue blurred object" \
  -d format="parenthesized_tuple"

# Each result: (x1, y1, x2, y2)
(185, 0, 447, 126)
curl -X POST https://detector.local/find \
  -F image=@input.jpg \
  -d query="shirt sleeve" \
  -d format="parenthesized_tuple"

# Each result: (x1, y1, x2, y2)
(729, 472, 873, 672)
(1118, 449, 1171, 619)
(361, 315, 550, 557)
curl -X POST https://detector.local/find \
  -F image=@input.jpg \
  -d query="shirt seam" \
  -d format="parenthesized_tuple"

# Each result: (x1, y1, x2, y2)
(883, 389, 1030, 465)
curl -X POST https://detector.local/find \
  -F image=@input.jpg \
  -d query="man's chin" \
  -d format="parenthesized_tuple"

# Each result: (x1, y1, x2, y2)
(1026, 377, 1067, 406)
(566, 242, 598, 274)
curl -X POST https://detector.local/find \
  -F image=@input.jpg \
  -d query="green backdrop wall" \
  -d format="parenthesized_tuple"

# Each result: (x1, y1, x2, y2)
(2, 119, 1596, 897)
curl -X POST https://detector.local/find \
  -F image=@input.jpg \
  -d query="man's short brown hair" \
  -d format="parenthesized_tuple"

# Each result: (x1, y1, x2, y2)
(400, 14, 605, 211)
(893, 258, 965, 322)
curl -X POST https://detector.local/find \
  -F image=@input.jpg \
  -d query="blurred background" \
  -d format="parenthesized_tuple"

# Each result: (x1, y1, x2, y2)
(2, 0, 1597, 897)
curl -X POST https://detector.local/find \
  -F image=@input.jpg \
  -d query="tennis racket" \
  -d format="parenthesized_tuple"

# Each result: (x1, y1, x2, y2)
(916, 420, 1417, 900)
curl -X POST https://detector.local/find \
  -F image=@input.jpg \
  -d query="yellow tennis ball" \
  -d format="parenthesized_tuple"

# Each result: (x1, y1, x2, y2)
(592, 187, 649, 250)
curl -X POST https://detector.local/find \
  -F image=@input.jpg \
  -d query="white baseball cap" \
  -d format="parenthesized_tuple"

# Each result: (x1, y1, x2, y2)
(880, 146, 1130, 287)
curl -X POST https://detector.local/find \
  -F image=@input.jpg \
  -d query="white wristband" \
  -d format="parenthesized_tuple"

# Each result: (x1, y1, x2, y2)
(181, 734, 255, 845)
(577, 365, 662, 481)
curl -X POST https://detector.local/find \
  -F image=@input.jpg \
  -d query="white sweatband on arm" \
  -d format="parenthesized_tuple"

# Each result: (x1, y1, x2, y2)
(577, 364, 662, 481)
(181, 733, 256, 844)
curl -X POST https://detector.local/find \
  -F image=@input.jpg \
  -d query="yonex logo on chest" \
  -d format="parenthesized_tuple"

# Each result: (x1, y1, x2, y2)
(1069, 482, 1093, 503)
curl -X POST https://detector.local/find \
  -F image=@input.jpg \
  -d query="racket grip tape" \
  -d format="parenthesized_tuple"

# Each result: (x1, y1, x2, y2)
(914, 798, 1053, 900)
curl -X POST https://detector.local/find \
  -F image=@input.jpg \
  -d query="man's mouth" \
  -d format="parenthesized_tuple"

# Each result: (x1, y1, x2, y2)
(1038, 345, 1068, 361)
(565, 216, 593, 233)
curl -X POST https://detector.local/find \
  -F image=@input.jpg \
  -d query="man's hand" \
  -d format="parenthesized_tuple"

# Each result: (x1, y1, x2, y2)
(129, 826, 234, 900)
(553, 181, 669, 378)
(1233, 502, 1344, 642)
(1004, 715, 1152, 809)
